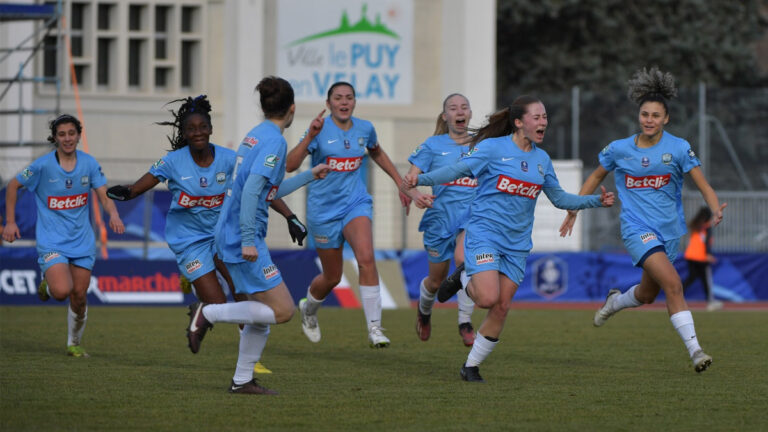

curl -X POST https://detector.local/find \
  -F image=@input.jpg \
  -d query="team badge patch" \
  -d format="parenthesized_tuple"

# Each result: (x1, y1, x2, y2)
(466, 147, 478, 156)
(199, 177, 208, 188)
(65, 178, 73, 189)
(537, 164, 545, 177)
(216, 172, 226, 184)
(640, 232, 657, 244)
(243, 137, 258, 148)
(475, 253, 494, 265)
(532, 256, 567, 299)
(641, 157, 650, 168)
(152, 159, 165, 169)
(264, 154, 278, 168)
(262, 264, 279, 280)
(185, 259, 203, 274)
(80, 175, 89, 186)
(43, 251, 60, 262)
(344, 139, 351, 149)
(688, 149, 697, 159)
(662, 153, 672, 165)
(21, 167, 34, 179)
(521, 161, 528, 172)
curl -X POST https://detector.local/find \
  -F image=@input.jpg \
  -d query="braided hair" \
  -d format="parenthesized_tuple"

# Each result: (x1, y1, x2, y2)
(47, 114, 82, 143)
(157, 95, 212, 150)
(627, 67, 677, 114)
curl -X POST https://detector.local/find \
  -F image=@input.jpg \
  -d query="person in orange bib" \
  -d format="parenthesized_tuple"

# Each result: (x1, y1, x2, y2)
(682, 206, 721, 310)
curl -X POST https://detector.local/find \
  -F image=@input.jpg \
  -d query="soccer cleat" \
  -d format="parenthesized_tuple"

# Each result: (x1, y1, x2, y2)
(38, 279, 50, 302)
(415, 309, 431, 341)
(458, 322, 475, 347)
(692, 350, 713, 373)
(460, 364, 484, 383)
(706, 300, 723, 311)
(593, 289, 621, 327)
(186, 302, 212, 354)
(298, 298, 321, 343)
(179, 275, 192, 294)
(368, 325, 390, 348)
(253, 362, 272, 374)
(228, 379, 278, 395)
(437, 263, 465, 303)
(66, 345, 90, 358)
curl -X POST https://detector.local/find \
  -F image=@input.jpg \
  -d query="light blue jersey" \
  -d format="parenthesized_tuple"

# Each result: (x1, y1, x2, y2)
(462, 136, 567, 254)
(599, 131, 700, 241)
(16, 150, 106, 257)
(408, 134, 475, 238)
(215, 121, 286, 263)
(148, 143, 236, 253)
(305, 116, 378, 224)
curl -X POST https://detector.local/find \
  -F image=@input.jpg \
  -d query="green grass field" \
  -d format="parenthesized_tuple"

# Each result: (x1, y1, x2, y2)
(1, 306, 767, 431)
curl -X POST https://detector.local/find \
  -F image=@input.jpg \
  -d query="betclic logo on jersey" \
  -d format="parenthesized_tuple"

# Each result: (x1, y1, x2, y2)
(177, 191, 225, 208)
(442, 177, 478, 187)
(327, 156, 363, 172)
(47, 192, 88, 210)
(495, 175, 542, 199)
(625, 174, 670, 190)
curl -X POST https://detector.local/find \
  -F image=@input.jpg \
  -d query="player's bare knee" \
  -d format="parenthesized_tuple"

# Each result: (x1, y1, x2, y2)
(274, 305, 295, 323)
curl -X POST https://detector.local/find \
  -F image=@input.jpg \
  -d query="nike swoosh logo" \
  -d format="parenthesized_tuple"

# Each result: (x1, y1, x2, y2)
(502, 157, 514, 161)
(48, 178, 59, 182)
(189, 307, 203, 332)
(181, 176, 193, 180)
(328, 139, 338, 144)
(441, 152, 451, 155)
(231, 384, 244, 390)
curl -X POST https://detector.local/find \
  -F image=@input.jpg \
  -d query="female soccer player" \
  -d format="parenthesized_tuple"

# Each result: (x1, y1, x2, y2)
(405, 93, 477, 346)
(185, 76, 329, 395)
(285, 81, 411, 348)
(559, 67, 726, 373)
(3, 114, 125, 357)
(402, 96, 614, 382)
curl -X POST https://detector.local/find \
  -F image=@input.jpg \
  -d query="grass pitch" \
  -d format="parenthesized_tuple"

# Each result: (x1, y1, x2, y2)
(1, 306, 767, 431)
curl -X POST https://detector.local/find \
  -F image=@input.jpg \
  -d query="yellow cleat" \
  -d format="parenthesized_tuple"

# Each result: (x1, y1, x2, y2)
(66, 345, 90, 358)
(179, 275, 192, 294)
(253, 362, 272, 374)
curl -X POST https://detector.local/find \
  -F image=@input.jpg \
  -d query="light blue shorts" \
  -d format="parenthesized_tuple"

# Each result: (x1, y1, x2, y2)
(308, 200, 372, 249)
(38, 251, 95, 274)
(622, 226, 680, 267)
(224, 241, 282, 294)
(423, 229, 462, 263)
(464, 245, 526, 285)
(174, 240, 217, 282)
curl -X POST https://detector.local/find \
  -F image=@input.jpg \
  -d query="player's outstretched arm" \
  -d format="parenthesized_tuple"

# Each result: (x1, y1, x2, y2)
(95, 185, 125, 234)
(559, 165, 610, 237)
(688, 166, 727, 227)
(2, 178, 23, 243)
(368, 143, 412, 215)
(286, 109, 325, 172)
(107, 172, 160, 201)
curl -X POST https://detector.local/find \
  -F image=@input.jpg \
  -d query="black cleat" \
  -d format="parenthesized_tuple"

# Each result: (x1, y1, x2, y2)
(228, 379, 278, 395)
(437, 263, 465, 303)
(460, 364, 485, 383)
(416, 309, 431, 341)
(186, 302, 212, 354)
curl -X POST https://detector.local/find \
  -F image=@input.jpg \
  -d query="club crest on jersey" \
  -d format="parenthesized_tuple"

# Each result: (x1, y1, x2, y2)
(520, 161, 528, 172)
(532, 256, 567, 299)
(662, 153, 672, 165)
(80, 175, 89, 186)
(688, 149, 697, 159)
(411, 145, 422, 156)
(43, 251, 60, 262)
(475, 253, 495, 265)
(21, 167, 34, 179)
(358, 137, 365, 147)
(262, 264, 279, 280)
(344, 139, 350, 149)
(185, 259, 203, 274)
(537, 164, 545, 177)
(640, 232, 657, 244)
(641, 157, 650, 168)
(152, 159, 165, 169)
(199, 177, 208, 188)
(65, 178, 73, 189)
(216, 172, 226, 184)
(264, 154, 278, 168)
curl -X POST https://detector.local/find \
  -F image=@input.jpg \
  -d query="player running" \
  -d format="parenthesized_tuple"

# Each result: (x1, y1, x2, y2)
(559, 67, 726, 373)
(402, 96, 614, 382)
(405, 93, 477, 346)
(3, 114, 125, 357)
(286, 81, 411, 348)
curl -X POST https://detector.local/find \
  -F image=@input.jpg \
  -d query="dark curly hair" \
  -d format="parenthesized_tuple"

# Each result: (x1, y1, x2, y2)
(627, 67, 677, 114)
(47, 114, 82, 143)
(157, 95, 212, 150)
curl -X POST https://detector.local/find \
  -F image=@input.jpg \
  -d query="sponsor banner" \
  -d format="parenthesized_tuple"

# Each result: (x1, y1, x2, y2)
(276, 0, 414, 104)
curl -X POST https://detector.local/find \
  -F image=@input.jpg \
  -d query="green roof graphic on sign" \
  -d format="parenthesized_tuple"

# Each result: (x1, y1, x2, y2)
(286, 4, 399, 47)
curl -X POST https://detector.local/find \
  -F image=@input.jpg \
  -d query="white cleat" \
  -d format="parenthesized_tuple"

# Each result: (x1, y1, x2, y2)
(706, 300, 724, 311)
(368, 325, 390, 348)
(298, 298, 321, 343)
(593, 289, 621, 327)
(692, 349, 713, 373)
